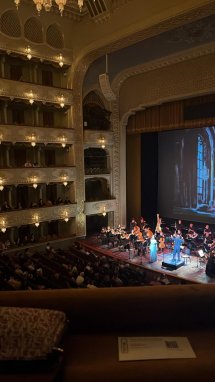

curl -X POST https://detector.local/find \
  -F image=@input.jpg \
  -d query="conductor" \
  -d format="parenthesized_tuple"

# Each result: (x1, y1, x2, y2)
(172, 232, 184, 262)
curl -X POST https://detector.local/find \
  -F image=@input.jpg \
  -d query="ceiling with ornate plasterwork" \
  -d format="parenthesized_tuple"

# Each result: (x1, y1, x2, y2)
(84, 12, 215, 90)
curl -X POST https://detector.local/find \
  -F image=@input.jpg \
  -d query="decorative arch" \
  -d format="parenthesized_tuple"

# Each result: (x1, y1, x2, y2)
(83, 91, 111, 131)
(46, 24, 64, 49)
(24, 17, 43, 43)
(0, 10, 21, 38)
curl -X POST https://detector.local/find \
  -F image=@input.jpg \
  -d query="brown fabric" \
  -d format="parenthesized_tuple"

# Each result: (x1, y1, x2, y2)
(0, 285, 215, 382)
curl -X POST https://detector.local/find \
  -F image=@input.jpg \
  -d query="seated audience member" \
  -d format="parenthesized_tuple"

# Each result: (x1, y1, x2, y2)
(24, 160, 32, 167)
(1, 201, 12, 211)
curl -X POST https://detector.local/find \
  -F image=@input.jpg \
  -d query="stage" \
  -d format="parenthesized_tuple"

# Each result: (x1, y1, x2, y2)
(77, 236, 215, 285)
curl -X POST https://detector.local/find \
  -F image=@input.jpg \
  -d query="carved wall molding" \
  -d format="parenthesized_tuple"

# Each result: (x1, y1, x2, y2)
(74, 2, 215, 67)
(0, 78, 73, 106)
(0, 124, 75, 145)
(0, 167, 76, 186)
(0, 203, 77, 229)
(112, 42, 215, 98)
(85, 174, 111, 181)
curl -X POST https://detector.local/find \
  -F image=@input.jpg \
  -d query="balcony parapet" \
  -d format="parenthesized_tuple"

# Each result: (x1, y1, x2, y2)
(0, 78, 73, 106)
(0, 167, 76, 187)
(0, 204, 77, 229)
(84, 199, 116, 215)
(0, 124, 75, 145)
(84, 130, 114, 148)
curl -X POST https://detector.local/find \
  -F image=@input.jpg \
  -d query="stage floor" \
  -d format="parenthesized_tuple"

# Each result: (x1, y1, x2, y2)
(78, 236, 215, 285)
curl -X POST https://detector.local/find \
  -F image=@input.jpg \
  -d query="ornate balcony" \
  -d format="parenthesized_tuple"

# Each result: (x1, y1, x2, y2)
(0, 78, 73, 106)
(0, 124, 74, 145)
(0, 204, 77, 230)
(84, 199, 116, 215)
(0, 167, 76, 187)
(84, 130, 114, 148)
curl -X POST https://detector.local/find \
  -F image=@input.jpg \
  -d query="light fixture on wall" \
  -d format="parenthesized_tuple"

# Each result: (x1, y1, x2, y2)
(64, 211, 69, 222)
(31, 176, 38, 189)
(34, 215, 40, 227)
(102, 206, 106, 217)
(58, 53, 64, 67)
(29, 90, 34, 105)
(14, 0, 87, 15)
(61, 174, 68, 186)
(59, 95, 65, 108)
(0, 177, 4, 191)
(26, 46, 32, 60)
(60, 135, 67, 147)
(1, 219, 7, 233)
(30, 133, 37, 146)
(99, 137, 106, 149)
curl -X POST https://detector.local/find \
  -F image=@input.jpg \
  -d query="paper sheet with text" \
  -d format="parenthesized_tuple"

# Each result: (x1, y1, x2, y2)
(118, 337, 196, 361)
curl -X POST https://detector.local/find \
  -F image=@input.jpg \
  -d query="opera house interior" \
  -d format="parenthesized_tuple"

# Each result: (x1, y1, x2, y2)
(0, 0, 215, 381)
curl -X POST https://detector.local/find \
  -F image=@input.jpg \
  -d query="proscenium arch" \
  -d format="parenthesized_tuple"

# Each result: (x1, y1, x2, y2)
(71, 5, 215, 234)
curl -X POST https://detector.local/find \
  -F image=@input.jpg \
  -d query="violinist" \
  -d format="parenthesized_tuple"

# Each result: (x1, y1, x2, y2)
(130, 218, 137, 232)
(187, 223, 198, 239)
(203, 224, 212, 239)
(140, 217, 147, 232)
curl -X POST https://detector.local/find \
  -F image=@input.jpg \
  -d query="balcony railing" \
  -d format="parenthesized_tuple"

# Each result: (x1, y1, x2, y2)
(0, 167, 76, 186)
(84, 199, 116, 215)
(0, 78, 73, 106)
(0, 124, 75, 145)
(0, 204, 77, 229)
(84, 130, 114, 147)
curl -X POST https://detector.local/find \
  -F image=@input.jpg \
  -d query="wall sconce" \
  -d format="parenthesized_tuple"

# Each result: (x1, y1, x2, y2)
(0, 177, 4, 191)
(61, 174, 68, 186)
(102, 206, 107, 216)
(29, 90, 34, 105)
(1, 219, 6, 233)
(0, 134, 3, 144)
(64, 211, 69, 222)
(60, 135, 67, 148)
(58, 53, 64, 67)
(31, 176, 38, 189)
(30, 133, 36, 146)
(59, 95, 65, 108)
(34, 215, 40, 227)
(26, 46, 32, 60)
(100, 137, 106, 149)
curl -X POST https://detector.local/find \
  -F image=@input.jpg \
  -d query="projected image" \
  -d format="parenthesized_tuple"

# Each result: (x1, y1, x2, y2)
(158, 126, 215, 223)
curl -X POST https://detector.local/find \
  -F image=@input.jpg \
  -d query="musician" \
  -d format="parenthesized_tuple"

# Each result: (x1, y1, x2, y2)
(203, 224, 212, 239)
(172, 232, 184, 262)
(139, 216, 147, 232)
(175, 219, 184, 233)
(130, 218, 137, 232)
(187, 223, 198, 239)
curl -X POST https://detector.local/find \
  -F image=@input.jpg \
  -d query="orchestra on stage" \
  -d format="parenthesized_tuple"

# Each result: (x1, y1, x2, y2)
(98, 215, 215, 266)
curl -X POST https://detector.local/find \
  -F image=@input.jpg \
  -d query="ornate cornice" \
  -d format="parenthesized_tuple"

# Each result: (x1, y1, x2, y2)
(73, 1, 215, 67)
(112, 41, 215, 95)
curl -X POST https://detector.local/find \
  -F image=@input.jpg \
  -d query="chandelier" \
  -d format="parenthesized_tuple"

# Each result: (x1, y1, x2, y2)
(14, 0, 85, 15)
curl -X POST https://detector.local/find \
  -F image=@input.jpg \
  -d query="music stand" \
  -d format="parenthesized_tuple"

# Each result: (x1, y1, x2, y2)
(197, 249, 205, 268)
